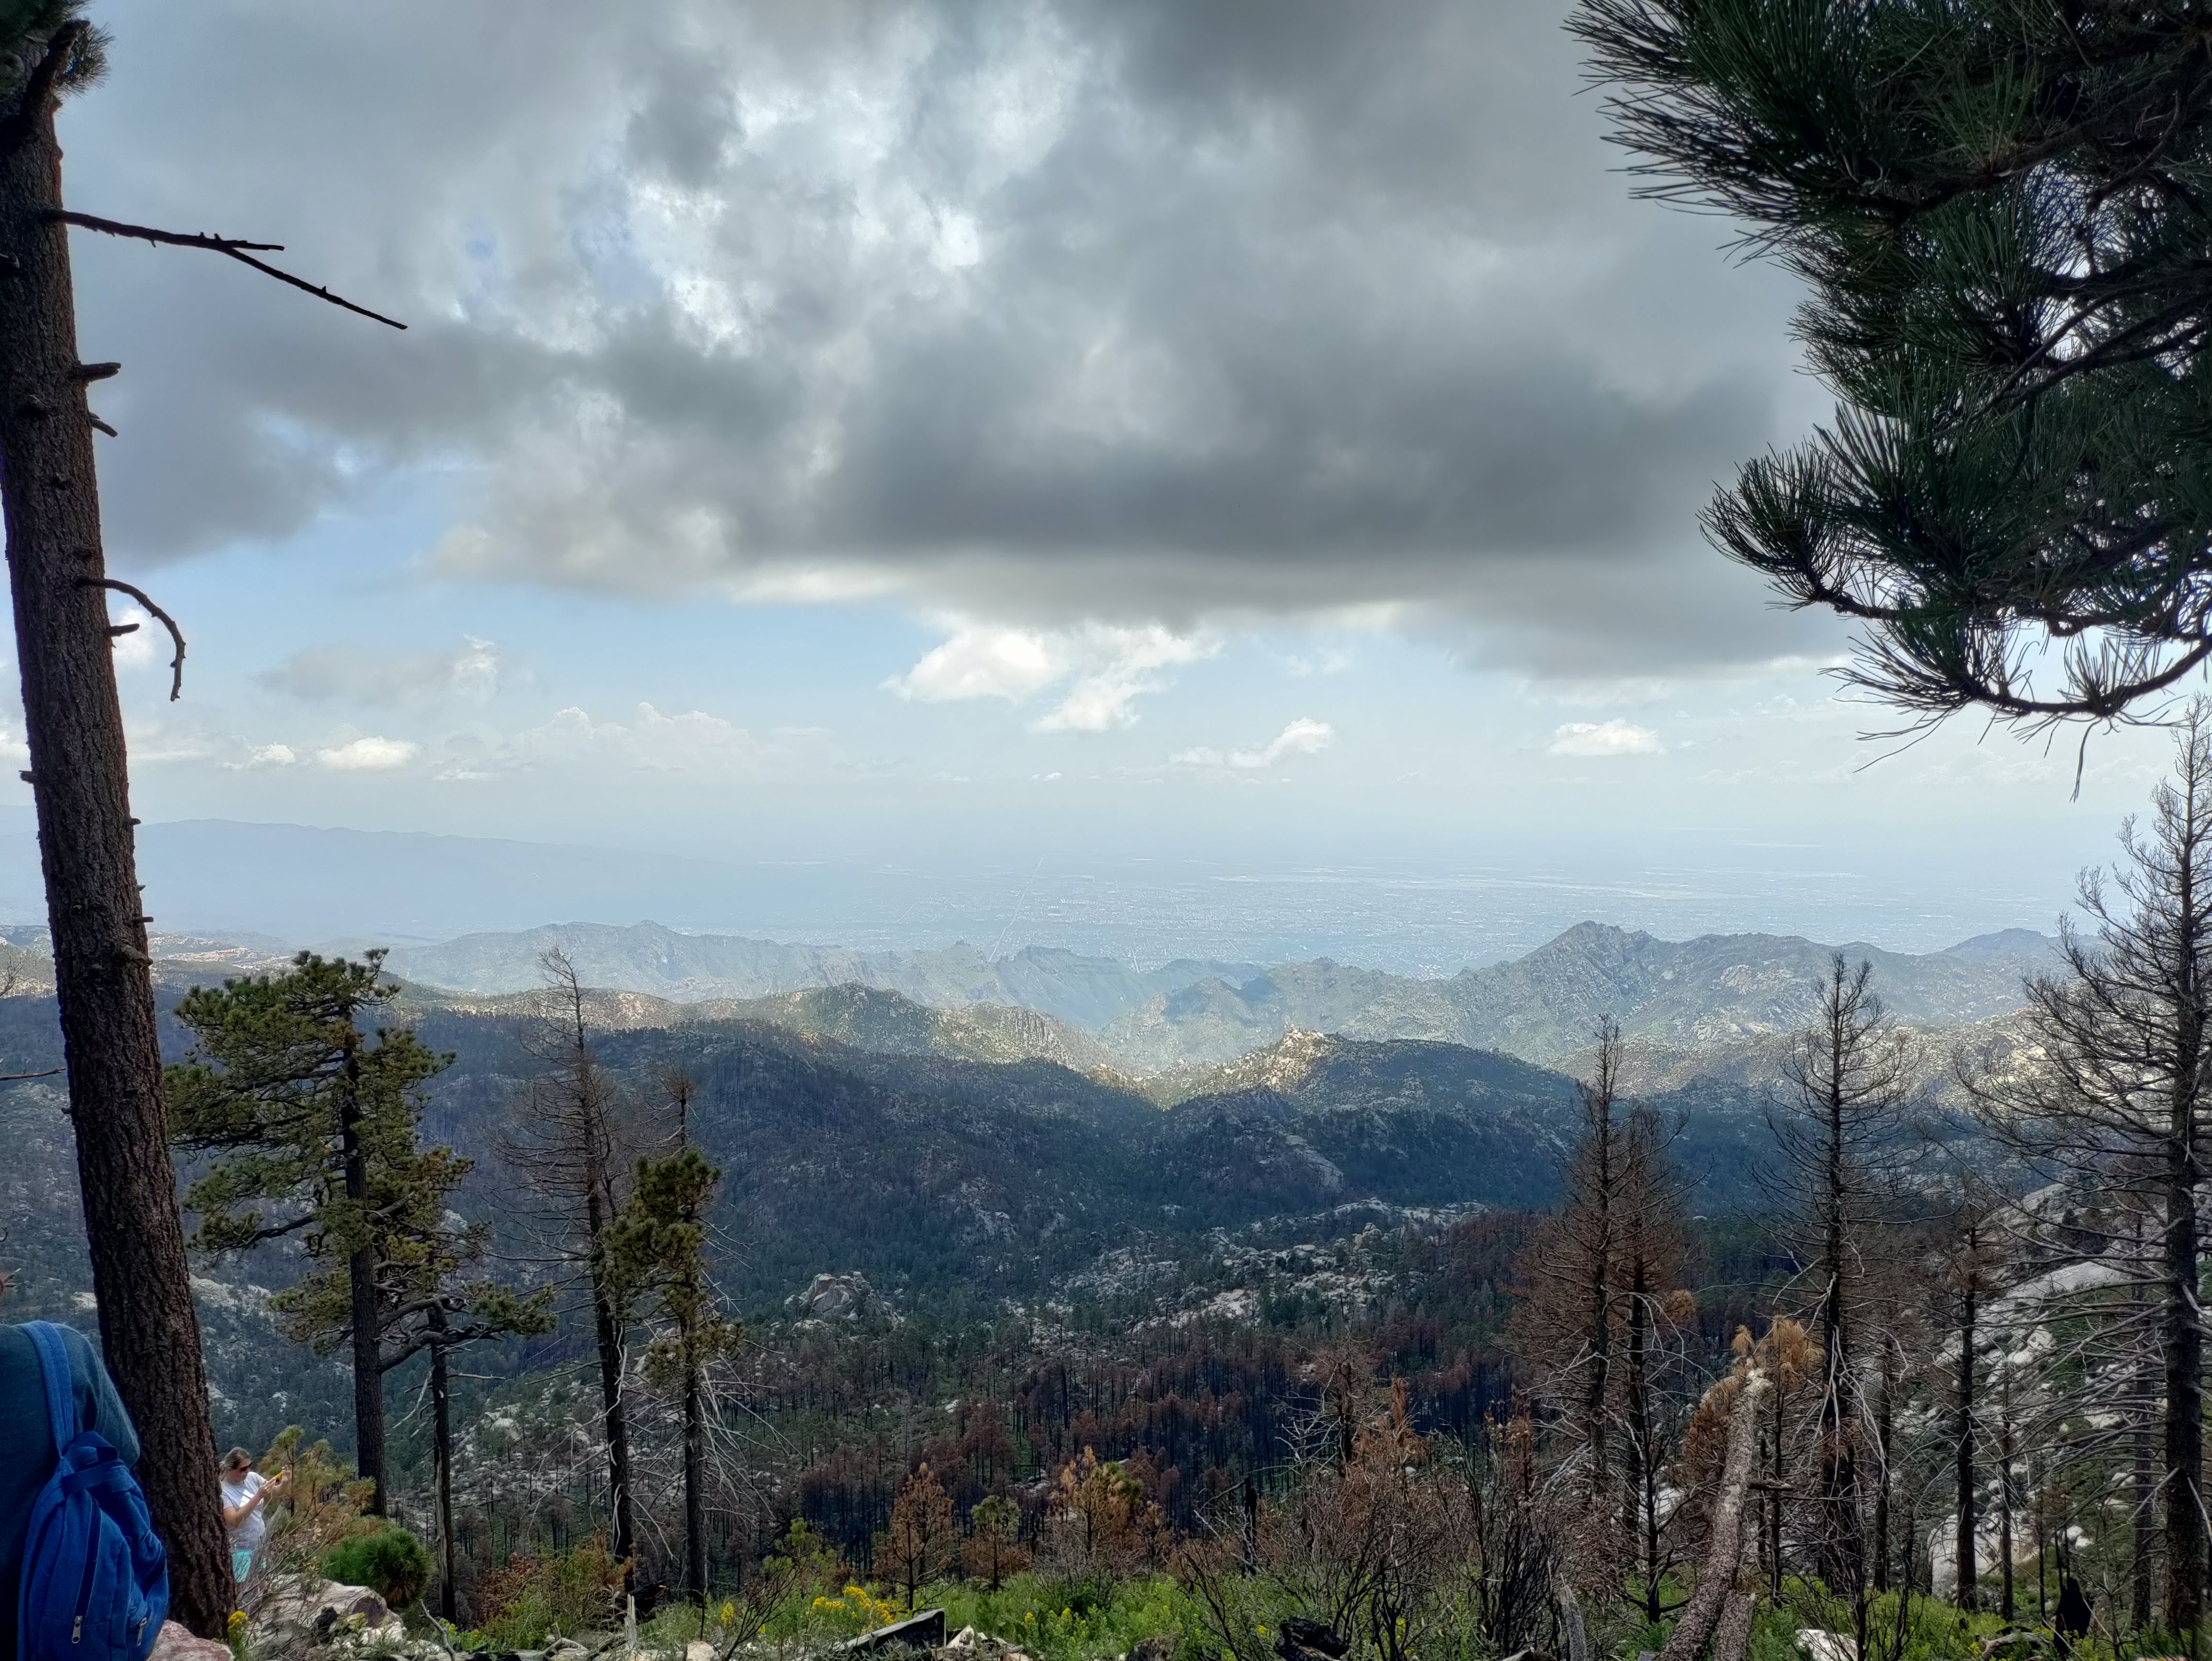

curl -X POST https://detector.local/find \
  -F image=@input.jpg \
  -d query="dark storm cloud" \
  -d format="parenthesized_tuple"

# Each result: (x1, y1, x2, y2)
(60, 0, 1820, 671)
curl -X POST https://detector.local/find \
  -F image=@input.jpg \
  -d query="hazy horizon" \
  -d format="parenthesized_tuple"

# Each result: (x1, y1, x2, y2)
(0, 811, 2089, 974)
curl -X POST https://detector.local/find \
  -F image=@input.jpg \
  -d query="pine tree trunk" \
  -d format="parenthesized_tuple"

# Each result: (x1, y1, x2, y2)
(1873, 1339, 1895, 1594)
(1955, 1281, 1977, 1611)
(2163, 772, 2207, 1645)
(2162, 1137, 2204, 1641)
(0, 42, 229, 1638)
(432, 1312, 456, 1625)
(1624, 1263, 1659, 1622)
(1765, 1379, 1783, 1600)
(340, 1051, 387, 1512)
(1817, 1052, 1863, 1590)
(1997, 1385, 2014, 1623)
(684, 1328, 706, 1606)
(586, 1190, 636, 1574)
(1582, 1108, 1613, 1511)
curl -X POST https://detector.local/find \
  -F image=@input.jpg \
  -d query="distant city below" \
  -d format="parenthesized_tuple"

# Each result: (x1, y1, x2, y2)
(0, 815, 2081, 972)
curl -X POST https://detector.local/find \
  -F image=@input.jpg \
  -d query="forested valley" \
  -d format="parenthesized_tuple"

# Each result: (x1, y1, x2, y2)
(10, 720, 2212, 1661)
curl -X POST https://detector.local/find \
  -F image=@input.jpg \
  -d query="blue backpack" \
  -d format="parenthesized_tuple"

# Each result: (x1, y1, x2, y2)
(16, 1322, 168, 1661)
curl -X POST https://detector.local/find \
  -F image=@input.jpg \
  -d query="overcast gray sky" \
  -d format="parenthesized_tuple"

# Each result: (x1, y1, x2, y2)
(10, 0, 2180, 957)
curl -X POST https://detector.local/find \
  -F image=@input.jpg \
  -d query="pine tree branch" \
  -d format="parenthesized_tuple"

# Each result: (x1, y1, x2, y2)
(44, 210, 406, 330)
(76, 578, 184, 699)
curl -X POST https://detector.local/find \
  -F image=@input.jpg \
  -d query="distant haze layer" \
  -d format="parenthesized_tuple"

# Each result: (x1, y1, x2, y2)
(0, 817, 2080, 973)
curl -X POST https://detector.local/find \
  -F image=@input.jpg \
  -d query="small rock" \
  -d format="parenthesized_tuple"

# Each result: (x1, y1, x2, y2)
(1796, 1632, 1859, 1661)
(147, 1623, 231, 1661)
(688, 1645, 719, 1661)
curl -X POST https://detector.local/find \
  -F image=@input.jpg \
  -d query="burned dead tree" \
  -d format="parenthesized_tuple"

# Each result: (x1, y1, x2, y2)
(0, 14, 398, 1634)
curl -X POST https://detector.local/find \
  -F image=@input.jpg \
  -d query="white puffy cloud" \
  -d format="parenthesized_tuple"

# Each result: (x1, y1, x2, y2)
(1173, 717, 1336, 771)
(226, 743, 299, 771)
(1548, 720, 1663, 757)
(888, 620, 1217, 732)
(887, 626, 1061, 705)
(259, 638, 504, 706)
(318, 736, 420, 770)
(437, 702, 770, 779)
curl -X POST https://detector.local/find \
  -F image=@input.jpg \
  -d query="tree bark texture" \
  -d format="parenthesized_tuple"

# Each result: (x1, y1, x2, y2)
(0, 48, 229, 1638)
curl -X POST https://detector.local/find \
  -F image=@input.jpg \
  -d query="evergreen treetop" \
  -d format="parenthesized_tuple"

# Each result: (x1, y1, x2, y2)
(1574, 0, 2212, 730)
(166, 951, 449, 1258)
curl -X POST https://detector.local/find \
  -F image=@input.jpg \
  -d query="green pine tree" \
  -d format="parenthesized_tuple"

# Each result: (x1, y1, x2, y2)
(270, 1174, 554, 1621)
(166, 950, 450, 1512)
(1573, 0, 2212, 732)
(607, 1073, 740, 1611)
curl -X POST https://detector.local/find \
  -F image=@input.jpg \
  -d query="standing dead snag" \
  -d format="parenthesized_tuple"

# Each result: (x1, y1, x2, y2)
(501, 950, 642, 1583)
(1963, 701, 2212, 1642)
(0, 13, 399, 1638)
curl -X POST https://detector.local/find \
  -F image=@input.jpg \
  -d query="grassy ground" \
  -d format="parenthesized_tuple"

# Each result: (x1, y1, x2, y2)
(568, 1572, 1195, 1660)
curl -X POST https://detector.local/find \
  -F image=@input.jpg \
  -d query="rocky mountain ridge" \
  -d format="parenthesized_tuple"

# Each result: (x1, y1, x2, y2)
(381, 917, 2056, 1069)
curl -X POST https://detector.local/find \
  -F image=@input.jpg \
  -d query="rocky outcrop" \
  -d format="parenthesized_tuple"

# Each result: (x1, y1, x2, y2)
(790, 1271, 894, 1321)
(253, 1578, 404, 1650)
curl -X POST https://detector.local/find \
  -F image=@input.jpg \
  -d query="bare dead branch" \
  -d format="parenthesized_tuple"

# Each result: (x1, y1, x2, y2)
(0, 1067, 61, 1081)
(45, 210, 406, 330)
(77, 577, 182, 699)
(86, 413, 114, 437)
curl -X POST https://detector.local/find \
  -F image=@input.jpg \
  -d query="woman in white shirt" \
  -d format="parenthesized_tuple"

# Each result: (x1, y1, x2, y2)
(219, 1448, 288, 1583)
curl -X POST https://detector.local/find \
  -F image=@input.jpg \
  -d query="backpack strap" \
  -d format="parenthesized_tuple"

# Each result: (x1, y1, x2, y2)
(22, 1321, 81, 1460)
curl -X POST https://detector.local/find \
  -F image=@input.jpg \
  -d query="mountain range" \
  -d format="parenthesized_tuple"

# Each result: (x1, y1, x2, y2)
(384, 917, 2055, 1069)
(0, 909, 2029, 1454)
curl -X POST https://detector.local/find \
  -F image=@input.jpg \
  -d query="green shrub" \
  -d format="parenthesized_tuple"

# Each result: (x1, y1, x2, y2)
(321, 1524, 431, 1611)
(472, 1538, 626, 1649)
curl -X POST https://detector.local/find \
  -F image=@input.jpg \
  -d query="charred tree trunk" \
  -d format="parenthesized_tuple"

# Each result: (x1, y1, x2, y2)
(1955, 1276, 1978, 1611)
(2163, 1125, 2205, 1642)
(431, 1306, 456, 1625)
(1816, 1054, 1864, 1592)
(586, 1188, 636, 1575)
(1765, 1371, 1784, 1599)
(1997, 1374, 2015, 1624)
(0, 29, 228, 1636)
(1873, 1334, 1896, 1594)
(1624, 1270, 1661, 1622)
(1582, 1100, 1614, 1512)
(683, 1327, 706, 1606)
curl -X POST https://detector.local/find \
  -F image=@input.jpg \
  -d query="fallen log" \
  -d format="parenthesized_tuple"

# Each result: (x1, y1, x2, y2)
(1658, 1370, 1772, 1661)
